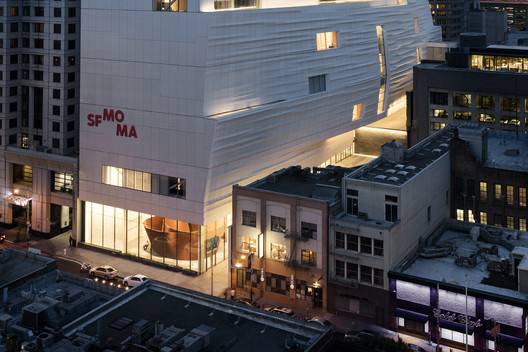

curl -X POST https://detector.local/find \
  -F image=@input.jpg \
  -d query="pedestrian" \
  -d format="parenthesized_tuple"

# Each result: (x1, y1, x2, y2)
(69, 235, 73, 247)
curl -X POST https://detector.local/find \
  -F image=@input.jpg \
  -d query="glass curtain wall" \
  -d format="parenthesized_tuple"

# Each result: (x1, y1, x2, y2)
(83, 201, 226, 273)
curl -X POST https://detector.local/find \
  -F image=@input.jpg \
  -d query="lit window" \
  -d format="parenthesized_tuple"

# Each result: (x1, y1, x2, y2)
(520, 218, 526, 231)
(479, 113, 495, 123)
(441, 328, 474, 346)
(316, 32, 338, 51)
(480, 181, 487, 201)
(154, 0, 187, 11)
(352, 103, 363, 121)
(520, 187, 526, 207)
(433, 109, 448, 118)
(507, 185, 514, 205)
(301, 249, 316, 266)
(376, 25, 387, 114)
(456, 209, 464, 221)
(52, 172, 73, 193)
(468, 210, 475, 223)
(398, 317, 405, 327)
(416, 48, 421, 64)
(480, 212, 487, 225)
(453, 93, 471, 108)
(495, 184, 502, 201)
(270, 243, 288, 261)
(507, 216, 514, 229)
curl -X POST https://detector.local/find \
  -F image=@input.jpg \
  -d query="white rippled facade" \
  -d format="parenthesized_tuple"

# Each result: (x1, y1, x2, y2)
(79, 0, 440, 271)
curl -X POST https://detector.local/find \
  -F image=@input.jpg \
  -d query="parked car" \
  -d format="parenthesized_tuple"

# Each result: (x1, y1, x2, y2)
(263, 306, 294, 316)
(344, 329, 377, 342)
(306, 317, 334, 329)
(408, 344, 426, 352)
(0, 234, 5, 243)
(234, 298, 254, 307)
(89, 265, 119, 280)
(123, 274, 148, 287)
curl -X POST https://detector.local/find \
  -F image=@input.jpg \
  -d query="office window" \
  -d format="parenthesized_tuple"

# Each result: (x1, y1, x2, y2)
(346, 189, 359, 215)
(52, 139, 60, 149)
(501, 97, 519, 112)
(432, 109, 448, 118)
(301, 250, 316, 266)
(453, 93, 471, 107)
(316, 31, 338, 51)
(34, 38, 43, 49)
(68, 56, 76, 66)
(346, 234, 358, 252)
(67, 72, 75, 83)
(52, 122, 60, 132)
(453, 111, 472, 121)
(13, 164, 32, 184)
(33, 23, 44, 33)
(385, 195, 398, 222)
(373, 268, 384, 286)
(33, 55, 43, 65)
(10, 6, 18, 17)
(68, 24, 76, 34)
(67, 105, 75, 115)
(479, 113, 495, 123)
(8, 135, 16, 145)
(68, 7, 76, 17)
(53, 56, 61, 66)
(346, 262, 358, 280)
(53, 73, 61, 83)
(67, 120, 74, 132)
(373, 239, 383, 257)
(360, 237, 372, 255)
(53, 40, 61, 50)
(54, 7, 61, 17)
(507, 185, 514, 205)
(495, 184, 502, 201)
(241, 210, 256, 227)
(335, 260, 345, 278)
(9, 102, 17, 112)
(8, 119, 17, 128)
(10, 39, 18, 49)
(480, 212, 487, 225)
(480, 181, 487, 201)
(520, 187, 526, 207)
(20, 134, 28, 149)
(520, 218, 526, 231)
(33, 71, 43, 81)
(9, 87, 17, 96)
(457, 209, 464, 221)
(336, 231, 345, 249)
(67, 138, 74, 148)
(53, 23, 61, 34)
(68, 40, 75, 50)
(23, 7, 30, 16)
(53, 89, 60, 99)
(360, 265, 372, 284)
(34, 7, 44, 16)
(52, 106, 60, 116)
(270, 216, 286, 233)
(301, 221, 317, 239)
(476, 95, 494, 109)
(507, 216, 514, 229)
(468, 210, 475, 223)
(10, 23, 18, 32)
(494, 214, 502, 227)
(308, 74, 326, 94)
(67, 88, 75, 99)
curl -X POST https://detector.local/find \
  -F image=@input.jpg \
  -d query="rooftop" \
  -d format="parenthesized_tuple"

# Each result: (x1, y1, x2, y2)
(0, 249, 55, 289)
(246, 165, 355, 202)
(485, 130, 528, 172)
(345, 127, 454, 186)
(394, 222, 528, 302)
(63, 282, 331, 352)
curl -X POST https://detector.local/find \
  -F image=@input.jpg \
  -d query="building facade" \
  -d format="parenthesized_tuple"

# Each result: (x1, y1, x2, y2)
(410, 44, 528, 146)
(327, 128, 452, 326)
(451, 124, 528, 232)
(78, 0, 440, 273)
(429, 0, 474, 40)
(480, 0, 528, 32)
(390, 222, 528, 352)
(0, 0, 80, 236)
(230, 166, 349, 313)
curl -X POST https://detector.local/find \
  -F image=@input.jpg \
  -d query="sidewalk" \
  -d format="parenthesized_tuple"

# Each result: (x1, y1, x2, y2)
(27, 231, 229, 297)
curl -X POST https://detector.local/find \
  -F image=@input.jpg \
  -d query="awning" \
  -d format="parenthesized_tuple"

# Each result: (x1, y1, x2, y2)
(439, 319, 475, 335)
(485, 331, 525, 347)
(394, 308, 429, 322)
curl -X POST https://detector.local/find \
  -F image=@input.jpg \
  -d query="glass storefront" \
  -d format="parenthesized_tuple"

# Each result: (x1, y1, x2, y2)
(82, 201, 226, 273)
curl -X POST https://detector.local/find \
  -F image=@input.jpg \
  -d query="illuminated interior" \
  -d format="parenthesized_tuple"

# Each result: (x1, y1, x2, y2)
(83, 201, 226, 273)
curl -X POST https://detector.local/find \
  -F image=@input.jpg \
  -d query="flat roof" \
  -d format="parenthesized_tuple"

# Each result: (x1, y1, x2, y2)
(345, 127, 453, 186)
(396, 225, 528, 302)
(64, 283, 330, 352)
(246, 165, 355, 202)
(485, 130, 528, 172)
(0, 249, 55, 289)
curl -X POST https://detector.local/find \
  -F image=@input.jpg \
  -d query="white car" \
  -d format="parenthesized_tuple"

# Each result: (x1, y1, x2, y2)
(123, 274, 148, 287)
(89, 265, 119, 280)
